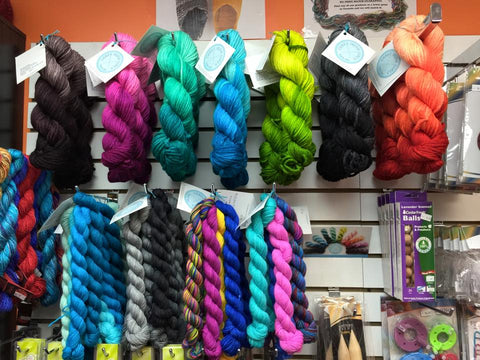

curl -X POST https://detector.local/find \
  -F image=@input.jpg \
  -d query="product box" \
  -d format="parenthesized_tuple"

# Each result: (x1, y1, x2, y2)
(394, 191, 435, 302)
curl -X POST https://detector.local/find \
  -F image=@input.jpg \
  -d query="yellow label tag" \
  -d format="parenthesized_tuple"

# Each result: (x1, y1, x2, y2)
(132, 346, 154, 360)
(162, 344, 184, 360)
(47, 341, 63, 360)
(16, 338, 45, 360)
(96, 344, 120, 360)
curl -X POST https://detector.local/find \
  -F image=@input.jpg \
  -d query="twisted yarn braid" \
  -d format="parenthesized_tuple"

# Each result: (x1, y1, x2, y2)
(151, 31, 206, 181)
(371, 15, 448, 180)
(122, 207, 150, 350)
(141, 220, 154, 317)
(267, 207, 303, 354)
(260, 30, 315, 185)
(211, 29, 250, 189)
(183, 198, 215, 358)
(63, 198, 91, 360)
(216, 208, 226, 331)
(245, 194, 276, 347)
(60, 206, 74, 349)
(202, 203, 223, 360)
(101, 33, 157, 184)
(35, 171, 59, 306)
(16, 159, 45, 298)
(30, 35, 94, 189)
(0, 150, 25, 311)
(215, 200, 248, 355)
(276, 196, 316, 343)
(316, 25, 374, 181)
(0, 148, 11, 198)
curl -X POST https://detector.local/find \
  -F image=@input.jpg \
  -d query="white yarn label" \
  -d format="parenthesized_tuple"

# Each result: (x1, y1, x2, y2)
(110, 195, 149, 224)
(196, 36, 235, 83)
(54, 224, 63, 235)
(292, 206, 312, 234)
(237, 193, 271, 230)
(368, 41, 410, 96)
(177, 182, 210, 213)
(15, 43, 46, 84)
(85, 43, 134, 84)
(39, 197, 74, 233)
(131, 25, 169, 57)
(85, 68, 105, 97)
(322, 31, 375, 76)
(256, 35, 276, 71)
(246, 54, 280, 90)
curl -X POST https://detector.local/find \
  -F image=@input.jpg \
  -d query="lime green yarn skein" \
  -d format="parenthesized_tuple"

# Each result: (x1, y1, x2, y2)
(259, 30, 315, 185)
(151, 31, 206, 181)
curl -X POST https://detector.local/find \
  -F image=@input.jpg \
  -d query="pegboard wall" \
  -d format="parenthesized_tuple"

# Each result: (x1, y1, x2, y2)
(25, 38, 480, 359)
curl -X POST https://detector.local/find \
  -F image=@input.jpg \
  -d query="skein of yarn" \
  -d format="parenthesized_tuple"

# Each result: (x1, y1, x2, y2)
(151, 31, 206, 181)
(259, 30, 315, 185)
(371, 15, 448, 180)
(101, 33, 157, 184)
(60, 206, 74, 350)
(316, 25, 374, 181)
(0, 148, 11, 198)
(183, 197, 215, 359)
(29, 35, 94, 189)
(211, 29, 250, 189)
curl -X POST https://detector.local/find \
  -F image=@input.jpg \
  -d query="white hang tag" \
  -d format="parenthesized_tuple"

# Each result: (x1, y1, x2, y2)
(131, 25, 169, 57)
(321, 31, 375, 76)
(85, 67, 105, 97)
(54, 224, 63, 235)
(15, 43, 47, 84)
(368, 41, 410, 96)
(196, 36, 235, 84)
(237, 193, 271, 230)
(84, 42, 135, 84)
(216, 189, 256, 229)
(39, 197, 74, 233)
(246, 54, 280, 89)
(110, 195, 149, 224)
(177, 182, 210, 214)
(256, 35, 276, 71)
(443, 237, 451, 251)
(292, 206, 312, 235)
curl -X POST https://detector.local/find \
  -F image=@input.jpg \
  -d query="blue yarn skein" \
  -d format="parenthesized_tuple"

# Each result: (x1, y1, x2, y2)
(0, 150, 26, 311)
(60, 206, 74, 349)
(245, 194, 276, 347)
(211, 29, 250, 189)
(73, 192, 104, 347)
(35, 170, 60, 306)
(64, 196, 91, 360)
(215, 200, 247, 355)
(238, 230, 251, 349)
(151, 30, 206, 181)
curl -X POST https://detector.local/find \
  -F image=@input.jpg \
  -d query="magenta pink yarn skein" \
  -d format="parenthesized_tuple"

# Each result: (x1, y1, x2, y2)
(101, 33, 157, 184)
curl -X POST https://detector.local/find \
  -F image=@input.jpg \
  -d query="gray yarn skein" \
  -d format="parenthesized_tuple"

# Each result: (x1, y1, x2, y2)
(141, 221, 154, 317)
(122, 207, 150, 351)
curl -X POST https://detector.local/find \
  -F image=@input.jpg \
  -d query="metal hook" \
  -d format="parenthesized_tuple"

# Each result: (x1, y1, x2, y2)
(144, 183, 148, 194)
(287, 29, 290, 45)
(102, 347, 109, 357)
(44, 347, 59, 355)
(40, 34, 45, 45)
(210, 184, 216, 198)
(169, 348, 175, 358)
(16, 345, 21, 353)
(272, 182, 276, 195)
(74, 185, 80, 193)
(113, 32, 118, 46)
(171, 32, 175, 42)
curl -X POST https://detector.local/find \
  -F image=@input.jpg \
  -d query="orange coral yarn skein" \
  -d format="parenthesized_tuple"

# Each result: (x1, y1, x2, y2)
(371, 15, 448, 180)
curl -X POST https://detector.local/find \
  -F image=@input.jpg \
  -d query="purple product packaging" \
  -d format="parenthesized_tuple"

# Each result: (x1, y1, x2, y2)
(394, 191, 435, 302)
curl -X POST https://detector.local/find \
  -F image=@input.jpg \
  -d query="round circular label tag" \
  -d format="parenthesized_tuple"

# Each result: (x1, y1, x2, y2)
(335, 39, 364, 64)
(185, 190, 207, 209)
(203, 43, 226, 71)
(376, 49, 401, 78)
(97, 50, 124, 73)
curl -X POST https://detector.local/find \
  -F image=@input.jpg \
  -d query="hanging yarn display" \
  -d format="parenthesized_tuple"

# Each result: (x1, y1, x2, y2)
(29, 35, 94, 189)
(211, 29, 250, 189)
(316, 25, 374, 182)
(259, 30, 316, 185)
(370, 15, 448, 180)
(101, 33, 157, 184)
(151, 30, 206, 182)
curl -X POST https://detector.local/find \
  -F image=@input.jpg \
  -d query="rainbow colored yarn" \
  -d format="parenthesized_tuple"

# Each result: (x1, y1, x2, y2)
(211, 29, 250, 189)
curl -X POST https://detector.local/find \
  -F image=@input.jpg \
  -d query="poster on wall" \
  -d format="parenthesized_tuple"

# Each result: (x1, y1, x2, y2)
(156, 0, 266, 40)
(304, 226, 372, 257)
(304, 0, 416, 40)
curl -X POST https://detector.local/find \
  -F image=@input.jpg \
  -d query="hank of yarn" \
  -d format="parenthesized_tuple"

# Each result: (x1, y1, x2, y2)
(151, 31, 206, 181)
(371, 15, 448, 180)
(60, 206, 74, 349)
(101, 33, 157, 184)
(259, 30, 315, 185)
(29, 35, 94, 189)
(0, 148, 11, 197)
(316, 25, 374, 181)
(211, 29, 250, 189)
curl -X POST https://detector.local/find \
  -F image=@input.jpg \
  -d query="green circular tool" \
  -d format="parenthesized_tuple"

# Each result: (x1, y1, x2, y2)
(429, 324, 457, 353)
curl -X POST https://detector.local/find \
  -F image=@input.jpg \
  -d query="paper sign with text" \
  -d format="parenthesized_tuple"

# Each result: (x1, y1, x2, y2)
(15, 44, 46, 84)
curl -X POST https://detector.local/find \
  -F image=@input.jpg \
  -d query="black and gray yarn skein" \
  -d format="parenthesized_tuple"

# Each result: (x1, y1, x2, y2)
(30, 35, 94, 189)
(147, 189, 186, 349)
(122, 207, 150, 351)
(316, 25, 374, 182)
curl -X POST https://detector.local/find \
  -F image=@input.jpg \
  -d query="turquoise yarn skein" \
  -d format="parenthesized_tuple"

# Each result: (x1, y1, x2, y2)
(151, 31, 206, 181)
(211, 29, 250, 189)
(60, 206, 74, 350)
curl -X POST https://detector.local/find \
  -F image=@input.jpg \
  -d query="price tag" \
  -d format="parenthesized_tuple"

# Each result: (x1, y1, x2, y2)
(162, 344, 184, 360)
(39, 197, 74, 233)
(16, 338, 45, 360)
(110, 195, 149, 224)
(15, 44, 47, 84)
(368, 41, 410, 96)
(85, 43, 135, 84)
(321, 31, 375, 76)
(95, 344, 120, 360)
(46, 341, 62, 360)
(292, 206, 312, 235)
(131, 346, 154, 360)
(195, 36, 235, 83)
